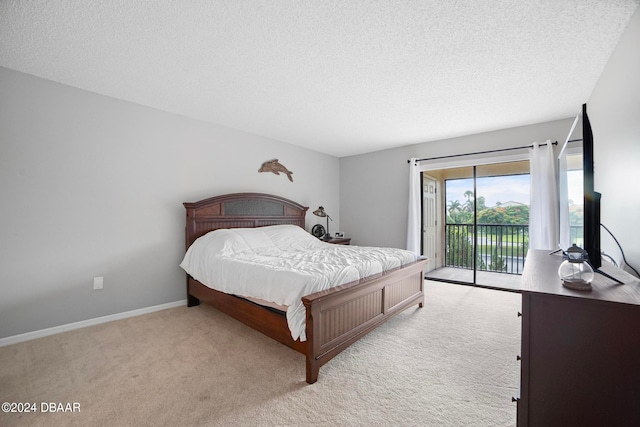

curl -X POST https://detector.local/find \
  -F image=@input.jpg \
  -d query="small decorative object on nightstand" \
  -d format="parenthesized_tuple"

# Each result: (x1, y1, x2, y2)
(312, 206, 332, 241)
(327, 237, 351, 245)
(311, 224, 325, 239)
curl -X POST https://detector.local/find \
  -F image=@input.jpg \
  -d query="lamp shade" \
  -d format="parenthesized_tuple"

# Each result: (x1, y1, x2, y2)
(313, 206, 327, 217)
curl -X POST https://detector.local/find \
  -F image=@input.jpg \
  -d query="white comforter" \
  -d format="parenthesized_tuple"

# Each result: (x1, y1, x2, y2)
(179, 224, 417, 341)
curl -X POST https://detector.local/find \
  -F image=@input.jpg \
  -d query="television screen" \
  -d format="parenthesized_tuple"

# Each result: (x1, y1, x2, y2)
(558, 113, 583, 250)
(558, 104, 601, 269)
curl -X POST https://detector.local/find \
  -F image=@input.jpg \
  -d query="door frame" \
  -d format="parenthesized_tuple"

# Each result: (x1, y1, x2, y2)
(418, 151, 531, 287)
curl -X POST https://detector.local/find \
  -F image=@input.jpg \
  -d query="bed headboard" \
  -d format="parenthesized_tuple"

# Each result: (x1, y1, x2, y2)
(183, 193, 309, 248)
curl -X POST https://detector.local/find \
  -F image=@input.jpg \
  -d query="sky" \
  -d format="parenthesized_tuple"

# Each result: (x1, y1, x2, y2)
(446, 175, 530, 207)
(446, 173, 583, 208)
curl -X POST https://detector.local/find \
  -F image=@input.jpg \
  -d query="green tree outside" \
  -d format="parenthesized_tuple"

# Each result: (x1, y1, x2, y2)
(446, 189, 530, 270)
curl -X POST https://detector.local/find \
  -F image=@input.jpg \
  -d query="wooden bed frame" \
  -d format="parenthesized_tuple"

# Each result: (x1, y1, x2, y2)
(184, 192, 428, 383)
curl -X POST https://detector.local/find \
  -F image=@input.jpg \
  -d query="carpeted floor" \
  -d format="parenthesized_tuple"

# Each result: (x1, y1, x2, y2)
(0, 281, 521, 426)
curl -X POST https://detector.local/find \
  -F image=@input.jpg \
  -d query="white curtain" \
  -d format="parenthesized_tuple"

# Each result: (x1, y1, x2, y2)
(529, 141, 559, 250)
(407, 158, 421, 255)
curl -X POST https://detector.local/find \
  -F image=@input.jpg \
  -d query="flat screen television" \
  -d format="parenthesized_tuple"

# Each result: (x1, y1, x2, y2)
(558, 103, 602, 269)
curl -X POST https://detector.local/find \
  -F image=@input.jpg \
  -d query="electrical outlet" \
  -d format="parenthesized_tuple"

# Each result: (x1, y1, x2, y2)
(93, 276, 104, 290)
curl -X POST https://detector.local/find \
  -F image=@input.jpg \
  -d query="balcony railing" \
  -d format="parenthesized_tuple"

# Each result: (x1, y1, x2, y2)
(445, 224, 528, 274)
(445, 223, 582, 275)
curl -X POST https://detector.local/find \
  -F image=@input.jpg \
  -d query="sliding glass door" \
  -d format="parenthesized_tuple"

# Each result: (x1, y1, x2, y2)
(423, 161, 530, 291)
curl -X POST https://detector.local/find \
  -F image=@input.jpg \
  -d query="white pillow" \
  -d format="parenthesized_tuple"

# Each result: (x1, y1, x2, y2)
(262, 224, 323, 250)
(228, 227, 277, 253)
(180, 225, 320, 280)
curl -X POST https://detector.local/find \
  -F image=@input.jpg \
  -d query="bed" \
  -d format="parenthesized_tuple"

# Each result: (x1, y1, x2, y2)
(181, 192, 428, 383)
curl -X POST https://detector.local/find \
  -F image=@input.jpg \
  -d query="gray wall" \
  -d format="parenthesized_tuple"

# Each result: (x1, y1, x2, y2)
(339, 119, 574, 249)
(0, 67, 340, 338)
(589, 7, 640, 274)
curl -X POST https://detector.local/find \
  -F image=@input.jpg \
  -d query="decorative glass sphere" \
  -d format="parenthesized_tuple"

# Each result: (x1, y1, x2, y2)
(558, 244, 595, 291)
(558, 259, 595, 290)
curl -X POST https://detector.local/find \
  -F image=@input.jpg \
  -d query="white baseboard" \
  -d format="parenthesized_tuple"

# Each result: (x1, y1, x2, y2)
(0, 300, 188, 348)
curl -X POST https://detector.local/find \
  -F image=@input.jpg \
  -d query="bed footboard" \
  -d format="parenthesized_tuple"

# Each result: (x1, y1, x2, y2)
(302, 259, 427, 383)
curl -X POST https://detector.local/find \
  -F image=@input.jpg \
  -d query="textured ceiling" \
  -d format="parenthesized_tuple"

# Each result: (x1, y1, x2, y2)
(1, 1, 638, 157)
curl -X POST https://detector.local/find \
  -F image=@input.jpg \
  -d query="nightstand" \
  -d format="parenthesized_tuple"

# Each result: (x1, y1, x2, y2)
(325, 237, 351, 245)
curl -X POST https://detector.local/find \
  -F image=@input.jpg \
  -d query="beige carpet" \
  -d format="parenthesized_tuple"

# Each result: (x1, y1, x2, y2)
(0, 281, 521, 427)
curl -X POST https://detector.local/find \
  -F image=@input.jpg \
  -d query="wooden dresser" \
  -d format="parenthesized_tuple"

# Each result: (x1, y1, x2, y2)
(517, 249, 640, 427)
